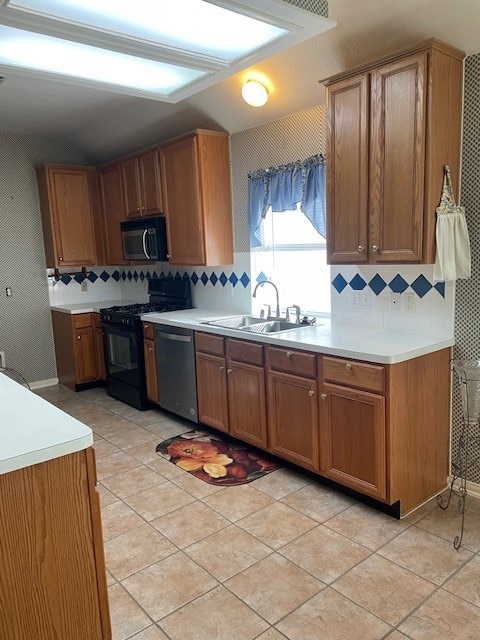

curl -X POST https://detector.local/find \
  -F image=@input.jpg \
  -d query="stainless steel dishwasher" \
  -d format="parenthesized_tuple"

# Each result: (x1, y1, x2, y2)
(154, 324, 198, 422)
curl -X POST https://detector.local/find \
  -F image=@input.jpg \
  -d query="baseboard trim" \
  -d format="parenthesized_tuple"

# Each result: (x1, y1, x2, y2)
(29, 378, 59, 390)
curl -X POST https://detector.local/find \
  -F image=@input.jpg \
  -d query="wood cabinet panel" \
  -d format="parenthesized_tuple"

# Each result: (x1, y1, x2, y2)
(94, 314, 106, 382)
(227, 339, 264, 366)
(161, 130, 233, 266)
(144, 338, 159, 403)
(0, 449, 111, 640)
(139, 150, 163, 215)
(37, 164, 101, 268)
(98, 163, 128, 265)
(267, 369, 319, 471)
(195, 351, 229, 432)
(227, 359, 267, 449)
(324, 39, 465, 265)
(326, 73, 369, 263)
(267, 346, 316, 378)
(320, 383, 386, 500)
(74, 326, 98, 384)
(323, 356, 385, 393)
(121, 157, 142, 218)
(143, 321, 155, 341)
(195, 332, 225, 356)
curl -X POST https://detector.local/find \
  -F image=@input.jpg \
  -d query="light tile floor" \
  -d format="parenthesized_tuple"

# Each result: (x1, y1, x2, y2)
(36, 384, 480, 640)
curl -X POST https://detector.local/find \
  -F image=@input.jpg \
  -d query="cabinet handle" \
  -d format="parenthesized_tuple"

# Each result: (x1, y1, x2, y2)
(285, 351, 292, 358)
(372, 244, 378, 253)
(320, 393, 327, 400)
(219, 366, 225, 371)
(346, 363, 352, 369)
(77, 335, 81, 340)
(308, 390, 314, 397)
(357, 245, 364, 253)
(227, 369, 232, 374)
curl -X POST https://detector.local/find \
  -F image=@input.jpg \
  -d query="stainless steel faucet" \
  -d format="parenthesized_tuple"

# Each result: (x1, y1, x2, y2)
(252, 280, 280, 318)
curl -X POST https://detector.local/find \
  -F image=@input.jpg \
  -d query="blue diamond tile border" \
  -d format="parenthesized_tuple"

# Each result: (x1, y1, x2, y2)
(332, 273, 348, 293)
(331, 271, 445, 298)
(349, 274, 367, 290)
(369, 274, 387, 295)
(411, 274, 433, 298)
(389, 274, 409, 293)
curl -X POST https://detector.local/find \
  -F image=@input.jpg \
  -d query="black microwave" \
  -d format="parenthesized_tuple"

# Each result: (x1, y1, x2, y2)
(121, 216, 168, 261)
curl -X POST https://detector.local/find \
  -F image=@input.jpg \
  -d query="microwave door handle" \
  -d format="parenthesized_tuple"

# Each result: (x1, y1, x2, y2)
(142, 229, 151, 260)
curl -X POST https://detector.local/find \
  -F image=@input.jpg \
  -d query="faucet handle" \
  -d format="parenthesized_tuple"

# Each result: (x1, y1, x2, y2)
(260, 304, 271, 319)
(286, 304, 301, 323)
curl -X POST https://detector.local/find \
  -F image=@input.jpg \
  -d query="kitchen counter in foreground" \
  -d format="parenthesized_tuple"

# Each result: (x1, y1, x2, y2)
(0, 373, 93, 474)
(50, 299, 139, 314)
(140, 308, 454, 365)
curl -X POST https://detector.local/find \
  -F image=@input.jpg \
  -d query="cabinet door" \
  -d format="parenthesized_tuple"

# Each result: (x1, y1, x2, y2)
(121, 157, 142, 218)
(144, 338, 159, 403)
(320, 382, 386, 500)
(74, 326, 98, 383)
(161, 136, 206, 265)
(139, 150, 163, 216)
(326, 73, 369, 264)
(196, 351, 228, 432)
(227, 360, 267, 449)
(48, 167, 98, 266)
(369, 52, 427, 262)
(267, 370, 319, 471)
(98, 163, 127, 264)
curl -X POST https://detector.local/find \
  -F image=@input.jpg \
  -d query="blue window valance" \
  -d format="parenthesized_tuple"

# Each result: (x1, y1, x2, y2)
(248, 154, 326, 248)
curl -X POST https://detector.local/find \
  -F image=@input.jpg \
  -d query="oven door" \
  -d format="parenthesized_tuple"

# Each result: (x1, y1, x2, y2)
(102, 321, 149, 410)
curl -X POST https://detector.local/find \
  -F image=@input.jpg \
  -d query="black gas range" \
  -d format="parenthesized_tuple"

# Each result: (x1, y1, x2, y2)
(100, 278, 192, 410)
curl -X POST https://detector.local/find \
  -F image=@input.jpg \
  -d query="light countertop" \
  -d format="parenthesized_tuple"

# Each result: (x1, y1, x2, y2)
(0, 373, 93, 475)
(51, 300, 139, 314)
(140, 308, 454, 364)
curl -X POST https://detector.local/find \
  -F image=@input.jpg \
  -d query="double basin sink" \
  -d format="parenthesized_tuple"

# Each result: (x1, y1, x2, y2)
(202, 315, 308, 334)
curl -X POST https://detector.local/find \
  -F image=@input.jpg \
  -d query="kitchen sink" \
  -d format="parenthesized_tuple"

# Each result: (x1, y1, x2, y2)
(202, 315, 265, 329)
(240, 320, 305, 333)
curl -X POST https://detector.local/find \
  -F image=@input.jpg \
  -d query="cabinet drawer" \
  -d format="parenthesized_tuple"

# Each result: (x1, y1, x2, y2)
(323, 356, 385, 393)
(227, 339, 263, 366)
(195, 332, 225, 356)
(267, 346, 316, 378)
(143, 322, 154, 340)
(72, 313, 93, 330)
(93, 313, 101, 329)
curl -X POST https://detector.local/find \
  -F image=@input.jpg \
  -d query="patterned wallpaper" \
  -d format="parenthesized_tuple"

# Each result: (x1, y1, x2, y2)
(0, 132, 89, 383)
(452, 53, 480, 484)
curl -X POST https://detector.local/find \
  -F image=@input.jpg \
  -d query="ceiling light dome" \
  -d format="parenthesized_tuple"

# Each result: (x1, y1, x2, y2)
(242, 79, 269, 107)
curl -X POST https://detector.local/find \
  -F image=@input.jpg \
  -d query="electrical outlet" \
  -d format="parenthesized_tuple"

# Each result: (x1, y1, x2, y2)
(404, 292, 416, 313)
(0, 351, 5, 368)
(389, 292, 401, 310)
(350, 291, 371, 309)
(81, 280, 88, 292)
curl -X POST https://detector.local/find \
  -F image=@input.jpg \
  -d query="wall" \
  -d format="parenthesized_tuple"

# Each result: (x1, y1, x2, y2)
(0, 132, 89, 384)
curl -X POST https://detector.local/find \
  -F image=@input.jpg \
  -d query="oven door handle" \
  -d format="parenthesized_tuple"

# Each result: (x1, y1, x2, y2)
(156, 331, 192, 343)
(142, 229, 151, 260)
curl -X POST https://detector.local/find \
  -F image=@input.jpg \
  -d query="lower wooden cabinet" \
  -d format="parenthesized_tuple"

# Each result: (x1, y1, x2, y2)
(266, 346, 319, 471)
(320, 383, 386, 500)
(193, 330, 451, 517)
(143, 322, 159, 403)
(51, 311, 104, 389)
(195, 333, 267, 446)
(0, 447, 111, 640)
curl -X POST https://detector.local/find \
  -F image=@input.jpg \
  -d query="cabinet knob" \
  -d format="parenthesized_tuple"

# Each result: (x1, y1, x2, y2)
(227, 369, 232, 374)
(59, 257, 63, 261)
(136, 207, 140, 212)
(166, 254, 171, 259)
(142, 205, 146, 211)
(320, 393, 327, 400)
(308, 390, 315, 397)
(346, 363, 352, 369)
(219, 366, 225, 371)
(372, 244, 378, 253)
(285, 351, 292, 358)
(149, 347, 153, 352)
(77, 335, 81, 340)
(357, 245, 364, 253)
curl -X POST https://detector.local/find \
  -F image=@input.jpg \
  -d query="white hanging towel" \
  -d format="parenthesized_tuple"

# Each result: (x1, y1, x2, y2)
(433, 165, 471, 282)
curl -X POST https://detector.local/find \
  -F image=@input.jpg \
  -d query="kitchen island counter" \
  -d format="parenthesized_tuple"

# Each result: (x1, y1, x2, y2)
(141, 308, 454, 365)
(0, 373, 93, 474)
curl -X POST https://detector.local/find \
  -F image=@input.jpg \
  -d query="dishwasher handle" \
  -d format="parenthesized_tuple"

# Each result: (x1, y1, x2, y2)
(156, 330, 192, 343)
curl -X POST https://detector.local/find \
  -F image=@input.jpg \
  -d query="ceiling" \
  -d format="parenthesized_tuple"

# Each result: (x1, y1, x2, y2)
(1, 0, 480, 164)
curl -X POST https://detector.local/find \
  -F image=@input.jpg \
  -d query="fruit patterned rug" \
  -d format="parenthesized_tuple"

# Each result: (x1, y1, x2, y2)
(156, 429, 280, 486)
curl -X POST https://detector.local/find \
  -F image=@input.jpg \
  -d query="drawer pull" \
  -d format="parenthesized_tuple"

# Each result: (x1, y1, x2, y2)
(346, 363, 352, 369)
(320, 393, 327, 400)
(308, 390, 314, 397)
(227, 369, 232, 374)
(285, 351, 292, 358)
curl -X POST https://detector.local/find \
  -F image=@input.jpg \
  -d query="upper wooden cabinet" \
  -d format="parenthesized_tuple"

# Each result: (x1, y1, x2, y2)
(121, 150, 163, 218)
(160, 130, 233, 266)
(36, 164, 103, 268)
(324, 39, 465, 265)
(98, 163, 128, 265)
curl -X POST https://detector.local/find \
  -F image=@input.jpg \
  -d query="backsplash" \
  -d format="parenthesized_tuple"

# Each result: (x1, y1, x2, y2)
(48, 252, 252, 313)
(330, 264, 454, 338)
